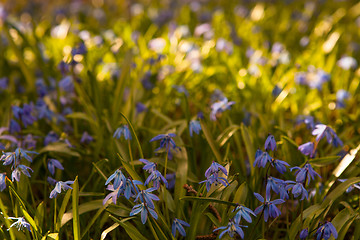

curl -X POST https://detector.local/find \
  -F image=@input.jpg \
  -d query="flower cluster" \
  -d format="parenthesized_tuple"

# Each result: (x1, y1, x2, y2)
(200, 161, 229, 191)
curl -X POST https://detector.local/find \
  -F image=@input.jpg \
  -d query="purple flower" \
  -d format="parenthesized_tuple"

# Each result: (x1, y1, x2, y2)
(134, 188, 160, 209)
(0, 173, 6, 191)
(122, 179, 142, 199)
(49, 180, 74, 198)
(337, 56, 357, 70)
(59, 76, 74, 92)
(0, 77, 8, 90)
(296, 115, 315, 129)
(200, 172, 229, 192)
(172, 218, 190, 237)
(144, 170, 168, 189)
(23, 134, 36, 149)
(271, 159, 290, 174)
(11, 165, 33, 182)
(312, 124, 343, 147)
(254, 150, 272, 168)
(233, 205, 256, 223)
(80, 131, 93, 144)
(290, 163, 321, 184)
(12, 104, 36, 128)
(254, 192, 285, 222)
(136, 102, 148, 113)
(316, 222, 338, 240)
(210, 98, 235, 121)
(9, 119, 21, 134)
(265, 134, 277, 151)
(44, 131, 59, 146)
(298, 142, 314, 157)
(7, 217, 31, 232)
(103, 184, 120, 205)
(47, 159, 64, 176)
(150, 133, 179, 157)
(189, 120, 202, 137)
(300, 228, 309, 240)
(336, 90, 350, 108)
(213, 220, 247, 239)
(105, 169, 126, 190)
(130, 202, 158, 224)
(113, 125, 132, 140)
(288, 182, 308, 200)
(205, 161, 228, 178)
(139, 159, 156, 173)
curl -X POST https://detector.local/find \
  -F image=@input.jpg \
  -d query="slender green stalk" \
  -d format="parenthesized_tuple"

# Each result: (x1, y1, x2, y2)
(164, 148, 169, 179)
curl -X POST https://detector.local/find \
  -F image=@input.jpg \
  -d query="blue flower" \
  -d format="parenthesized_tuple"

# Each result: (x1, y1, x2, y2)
(173, 85, 189, 96)
(11, 165, 33, 182)
(254, 150, 272, 168)
(266, 177, 285, 197)
(105, 169, 127, 190)
(233, 205, 256, 223)
(254, 192, 285, 222)
(272, 85, 282, 97)
(150, 133, 179, 158)
(0, 77, 8, 90)
(336, 90, 350, 108)
(205, 161, 228, 178)
(80, 131, 94, 144)
(300, 228, 309, 240)
(270, 159, 289, 174)
(7, 217, 31, 232)
(210, 97, 235, 121)
(337, 56, 357, 70)
(49, 180, 74, 198)
(139, 159, 156, 173)
(35, 99, 53, 120)
(316, 222, 338, 240)
(47, 159, 64, 176)
(134, 188, 160, 209)
(130, 203, 158, 224)
(296, 115, 315, 129)
(136, 102, 148, 113)
(298, 142, 315, 158)
(189, 120, 202, 137)
(213, 220, 247, 239)
(44, 131, 59, 146)
(200, 172, 229, 192)
(144, 170, 168, 189)
(291, 163, 321, 184)
(0, 173, 6, 191)
(9, 119, 21, 134)
(123, 179, 142, 199)
(103, 185, 120, 205)
(265, 134, 276, 151)
(172, 218, 190, 237)
(166, 173, 176, 189)
(312, 124, 343, 147)
(288, 182, 308, 200)
(113, 125, 132, 140)
(23, 134, 36, 149)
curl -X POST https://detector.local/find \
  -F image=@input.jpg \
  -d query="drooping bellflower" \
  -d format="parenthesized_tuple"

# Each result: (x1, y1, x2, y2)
(254, 192, 285, 222)
(7, 217, 31, 232)
(210, 97, 235, 121)
(49, 180, 74, 198)
(47, 159, 64, 176)
(213, 219, 247, 239)
(172, 218, 190, 237)
(232, 205, 256, 223)
(113, 125, 132, 140)
(315, 222, 338, 240)
(291, 163, 321, 184)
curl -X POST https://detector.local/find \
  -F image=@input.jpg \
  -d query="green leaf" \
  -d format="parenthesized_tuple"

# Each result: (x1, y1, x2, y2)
(216, 125, 240, 147)
(119, 112, 144, 159)
(232, 182, 248, 204)
(200, 120, 222, 163)
(61, 200, 105, 226)
(117, 154, 144, 188)
(34, 202, 45, 233)
(180, 196, 238, 207)
(109, 216, 147, 240)
(72, 176, 80, 240)
(100, 223, 119, 240)
(308, 156, 340, 167)
(39, 142, 80, 157)
(240, 123, 255, 174)
(174, 137, 188, 217)
(281, 136, 305, 167)
(65, 112, 98, 127)
(56, 188, 72, 231)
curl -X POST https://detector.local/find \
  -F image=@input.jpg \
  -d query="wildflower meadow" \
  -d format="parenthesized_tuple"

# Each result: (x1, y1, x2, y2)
(1, 0, 360, 239)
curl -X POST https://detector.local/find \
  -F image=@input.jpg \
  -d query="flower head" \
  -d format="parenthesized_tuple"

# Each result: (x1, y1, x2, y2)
(49, 180, 74, 198)
(300, 228, 309, 240)
(213, 220, 247, 239)
(232, 205, 256, 223)
(205, 161, 228, 178)
(150, 133, 179, 158)
(7, 217, 31, 232)
(0, 173, 6, 191)
(189, 120, 202, 137)
(134, 188, 160, 209)
(210, 97, 235, 121)
(254, 150, 272, 168)
(337, 56, 357, 70)
(172, 218, 190, 237)
(316, 222, 338, 240)
(139, 159, 156, 173)
(11, 165, 33, 182)
(105, 169, 127, 190)
(298, 142, 315, 158)
(290, 163, 321, 184)
(265, 134, 276, 151)
(270, 159, 290, 174)
(144, 170, 168, 189)
(47, 159, 64, 176)
(254, 192, 285, 222)
(312, 124, 343, 147)
(80, 131, 94, 144)
(130, 203, 158, 224)
(113, 125, 132, 140)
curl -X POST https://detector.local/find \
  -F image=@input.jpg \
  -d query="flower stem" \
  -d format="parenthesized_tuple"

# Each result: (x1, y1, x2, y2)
(164, 147, 169, 179)
(128, 140, 134, 169)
